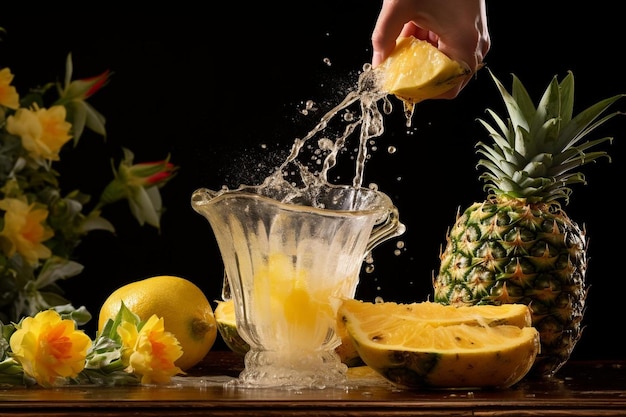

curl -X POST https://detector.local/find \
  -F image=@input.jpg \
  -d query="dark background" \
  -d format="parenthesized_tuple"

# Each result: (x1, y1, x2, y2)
(1, 1, 624, 361)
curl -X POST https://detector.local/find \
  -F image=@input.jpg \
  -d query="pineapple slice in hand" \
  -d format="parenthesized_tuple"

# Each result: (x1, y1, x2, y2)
(377, 36, 470, 106)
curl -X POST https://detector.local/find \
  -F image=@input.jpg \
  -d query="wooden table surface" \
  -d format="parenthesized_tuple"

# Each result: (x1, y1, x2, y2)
(0, 351, 625, 416)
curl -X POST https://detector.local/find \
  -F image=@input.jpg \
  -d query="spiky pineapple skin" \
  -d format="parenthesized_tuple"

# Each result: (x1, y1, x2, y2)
(433, 196, 587, 377)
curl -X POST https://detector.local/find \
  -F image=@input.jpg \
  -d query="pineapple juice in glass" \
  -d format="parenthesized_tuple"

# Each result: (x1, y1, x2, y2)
(191, 182, 403, 388)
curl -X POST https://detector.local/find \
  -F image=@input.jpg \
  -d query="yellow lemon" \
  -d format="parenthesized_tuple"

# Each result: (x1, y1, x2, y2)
(98, 275, 217, 371)
(338, 299, 539, 389)
(378, 36, 470, 105)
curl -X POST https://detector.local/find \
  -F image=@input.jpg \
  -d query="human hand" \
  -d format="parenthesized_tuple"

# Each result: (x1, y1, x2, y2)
(371, 0, 490, 99)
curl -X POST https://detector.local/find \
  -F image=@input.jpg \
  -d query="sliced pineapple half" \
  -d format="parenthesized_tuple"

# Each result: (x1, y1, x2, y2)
(338, 299, 540, 389)
(378, 36, 470, 105)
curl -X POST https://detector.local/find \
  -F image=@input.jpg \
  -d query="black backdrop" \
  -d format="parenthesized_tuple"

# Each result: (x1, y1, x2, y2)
(1, 2, 624, 361)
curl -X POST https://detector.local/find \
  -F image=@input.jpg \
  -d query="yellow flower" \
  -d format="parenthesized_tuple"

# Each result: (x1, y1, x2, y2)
(0, 197, 54, 265)
(117, 315, 183, 384)
(9, 310, 92, 387)
(6, 104, 72, 161)
(0, 67, 20, 109)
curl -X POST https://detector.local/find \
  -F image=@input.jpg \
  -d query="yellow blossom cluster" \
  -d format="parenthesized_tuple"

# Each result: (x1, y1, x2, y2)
(6, 308, 183, 387)
(0, 68, 74, 268)
(0, 41, 181, 388)
(0, 55, 177, 325)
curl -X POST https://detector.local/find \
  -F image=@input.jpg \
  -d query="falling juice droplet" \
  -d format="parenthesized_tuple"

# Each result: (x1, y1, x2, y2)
(403, 102, 416, 127)
(387, 146, 396, 154)
(323, 57, 332, 66)
(374, 296, 384, 304)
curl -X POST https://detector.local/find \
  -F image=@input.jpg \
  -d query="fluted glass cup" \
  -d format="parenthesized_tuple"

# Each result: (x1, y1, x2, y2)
(191, 184, 403, 389)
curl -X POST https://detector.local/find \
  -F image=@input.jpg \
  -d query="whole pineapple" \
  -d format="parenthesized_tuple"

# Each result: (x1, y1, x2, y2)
(433, 69, 624, 377)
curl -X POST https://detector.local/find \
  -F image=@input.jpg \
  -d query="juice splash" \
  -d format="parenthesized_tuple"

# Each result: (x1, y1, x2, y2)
(261, 63, 391, 195)
(208, 63, 395, 211)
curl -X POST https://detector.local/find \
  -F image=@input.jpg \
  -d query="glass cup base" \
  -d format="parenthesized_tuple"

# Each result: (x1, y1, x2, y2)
(226, 349, 348, 389)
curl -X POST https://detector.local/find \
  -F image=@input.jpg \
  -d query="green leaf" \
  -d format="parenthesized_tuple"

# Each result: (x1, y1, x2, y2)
(54, 304, 92, 326)
(100, 301, 140, 342)
(34, 257, 84, 289)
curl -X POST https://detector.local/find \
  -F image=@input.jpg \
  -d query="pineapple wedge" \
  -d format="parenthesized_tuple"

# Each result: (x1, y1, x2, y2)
(378, 36, 470, 105)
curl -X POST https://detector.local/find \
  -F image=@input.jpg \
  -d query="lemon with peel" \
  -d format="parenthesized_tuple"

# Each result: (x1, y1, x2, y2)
(378, 36, 470, 106)
(98, 275, 217, 371)
(338, 299, 539, 389)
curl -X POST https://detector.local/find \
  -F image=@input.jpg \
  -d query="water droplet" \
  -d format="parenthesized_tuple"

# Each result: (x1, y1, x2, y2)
(387, 146, 397, 154)
(318, 138, 334, 151)
(393, 249, 401, 256)
(365, 264, 375, 273)
(323, 57, 332, 66)
(396, 241, 405, 249)
(374, 296, 384, 303)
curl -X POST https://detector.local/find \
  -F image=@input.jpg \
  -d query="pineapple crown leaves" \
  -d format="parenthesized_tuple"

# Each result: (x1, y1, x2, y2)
(475, 68, 625, 204)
